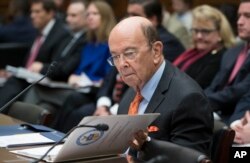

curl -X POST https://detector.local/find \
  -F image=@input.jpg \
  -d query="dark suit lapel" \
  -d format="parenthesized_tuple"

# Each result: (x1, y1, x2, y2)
(118, 88, 135, 114)
(145, 61, 173, 113)
(36, 20, 60, 59)
(217, 44, 245, 87)
(225, 44, 244, 71)
(234, 47, 250, 83)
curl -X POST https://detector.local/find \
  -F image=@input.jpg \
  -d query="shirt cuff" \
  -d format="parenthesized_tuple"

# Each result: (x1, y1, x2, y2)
(146, 136, 151, 142)
(97, 96, 112, 108)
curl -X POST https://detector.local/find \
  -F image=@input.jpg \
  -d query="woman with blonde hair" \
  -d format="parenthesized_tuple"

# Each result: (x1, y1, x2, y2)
(173, 5, 235, 89)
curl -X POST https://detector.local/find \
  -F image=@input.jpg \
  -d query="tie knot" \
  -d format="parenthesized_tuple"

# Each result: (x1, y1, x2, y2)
(128, 91, 143, 115)
(135, 92, 143, 102)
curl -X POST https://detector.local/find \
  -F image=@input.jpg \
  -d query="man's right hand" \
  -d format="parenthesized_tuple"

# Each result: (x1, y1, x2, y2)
(94, 106, 110, 116)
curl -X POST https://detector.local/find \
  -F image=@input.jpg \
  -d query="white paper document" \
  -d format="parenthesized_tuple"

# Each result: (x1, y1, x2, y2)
(5, 66, 94, 92)
(11, 113, 160, 162)
(0, 133, 55, 147)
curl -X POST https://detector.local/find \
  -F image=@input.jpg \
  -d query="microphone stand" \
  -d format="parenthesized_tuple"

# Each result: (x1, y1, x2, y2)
(32, 124, 109, 163)
(0, 75, 47, 113)
(0, 61, 57, 113)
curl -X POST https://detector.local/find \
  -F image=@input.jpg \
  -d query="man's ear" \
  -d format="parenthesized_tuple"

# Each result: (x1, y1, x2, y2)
(152, 41, 163, 64)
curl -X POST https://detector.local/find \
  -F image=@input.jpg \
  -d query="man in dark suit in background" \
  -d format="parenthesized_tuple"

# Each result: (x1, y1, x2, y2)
(205, 0, 250, 123)
(108, 16, 213, 159)
(0, 0, 69, 111)
(127, 0, 185, 62)
(36, 0, 88, 82)
(21, 0, 88, 123)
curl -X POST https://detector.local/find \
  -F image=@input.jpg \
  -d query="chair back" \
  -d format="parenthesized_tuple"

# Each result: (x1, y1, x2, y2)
(144, 140, 212, 163)
(7, 102, 52, 125)
(210, 127, 235, 163)
(0, 43, 30, 69)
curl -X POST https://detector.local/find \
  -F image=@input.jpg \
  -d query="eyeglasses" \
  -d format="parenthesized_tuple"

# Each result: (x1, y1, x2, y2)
(190, 28, 217, 36)
(107, 50, 138, 66)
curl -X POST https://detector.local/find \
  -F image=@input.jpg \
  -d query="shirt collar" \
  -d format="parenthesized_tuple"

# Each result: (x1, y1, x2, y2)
(73, 30, 84, 39)
(41, 19, 55, 37)
(141, 61, 166, 102)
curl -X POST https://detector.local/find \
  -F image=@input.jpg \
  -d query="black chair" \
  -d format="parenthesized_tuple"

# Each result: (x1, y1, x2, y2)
(142, 139, 212, 163)
(210, 127, 235, 163)
(7, 101, 53, 125)
(0, 43, 30, 69)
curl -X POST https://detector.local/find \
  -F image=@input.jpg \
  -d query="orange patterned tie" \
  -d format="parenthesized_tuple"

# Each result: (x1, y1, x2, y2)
(128, 92, 143, 115)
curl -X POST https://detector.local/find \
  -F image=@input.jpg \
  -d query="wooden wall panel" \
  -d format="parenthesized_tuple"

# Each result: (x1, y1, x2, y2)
(0, 0, 10, 16)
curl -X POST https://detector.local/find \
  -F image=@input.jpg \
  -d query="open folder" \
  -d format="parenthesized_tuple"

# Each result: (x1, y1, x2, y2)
(11, 113, 160, 162)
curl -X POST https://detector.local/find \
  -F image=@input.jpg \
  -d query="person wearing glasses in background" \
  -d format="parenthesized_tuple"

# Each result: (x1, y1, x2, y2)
(108, 16, 213, 159)
(205, 0, 250, 124)
(173, 5, 235, 89)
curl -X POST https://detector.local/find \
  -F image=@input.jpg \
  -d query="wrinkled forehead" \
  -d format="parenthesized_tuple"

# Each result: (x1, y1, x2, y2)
(109, 24, 147, 52)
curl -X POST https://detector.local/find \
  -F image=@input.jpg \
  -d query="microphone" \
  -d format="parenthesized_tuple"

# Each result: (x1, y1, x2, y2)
(32, 123, 109, 163)
(0, 61, 57, 113)
(78, 123, 109, 131)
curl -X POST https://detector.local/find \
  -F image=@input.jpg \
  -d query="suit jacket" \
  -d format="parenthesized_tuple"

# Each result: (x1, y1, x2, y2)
(47, 32, 87, 81)
(24, 19, 70, 75)
(185, 48, 226, 89)
(229, 89, 250, 124)
(97, 67, 128, 104)
(0, 16, 36, 44)
(118, 60, 213, 155)
(205, 43, 250, 116)
(157, 25, 185, 62)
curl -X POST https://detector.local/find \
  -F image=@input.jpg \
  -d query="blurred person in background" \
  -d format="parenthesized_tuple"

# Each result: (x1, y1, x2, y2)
(162, 6, 191, 49)
(0, 0, 69, 113)
(127, 0, 185, 62)
(53, 0, 66, 21)
(205, 0, 250, 123)
(22, 0, 89, 114)
(173, 5, 235, 89)
(55, 0, 116, 132)
(170, 0, 193, 32)
(0, 0, 36, 44)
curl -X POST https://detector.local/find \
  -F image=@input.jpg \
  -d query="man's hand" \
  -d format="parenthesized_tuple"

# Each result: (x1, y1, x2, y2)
(94, 106, 110, 116)
(233, 111, 250, 144)
(28, 62, 43, 73)
(0, 69, 11, 78)
(68, 74, 81, 87)
(129, 130, 148, 151)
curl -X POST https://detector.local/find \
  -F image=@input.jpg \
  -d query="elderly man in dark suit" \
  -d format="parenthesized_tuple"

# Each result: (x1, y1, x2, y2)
(107, 16, 213, 160)
(0, 0, 69, 111)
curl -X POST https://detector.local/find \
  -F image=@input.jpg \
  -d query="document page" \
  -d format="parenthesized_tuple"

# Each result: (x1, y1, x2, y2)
(11, 144, 62, 161)
(11, 113, 160, 162)
(0, 133, 55, 147)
